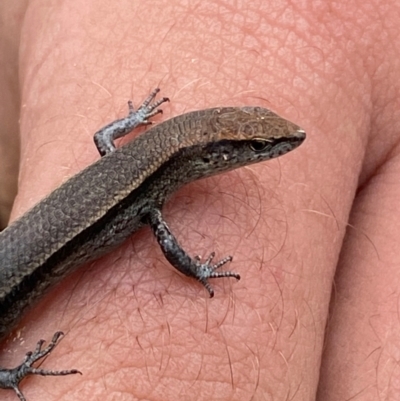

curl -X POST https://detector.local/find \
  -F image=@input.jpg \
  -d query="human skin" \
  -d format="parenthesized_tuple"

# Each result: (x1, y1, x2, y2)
(0, 1, 26, 228)
(1, 0, 400, 400)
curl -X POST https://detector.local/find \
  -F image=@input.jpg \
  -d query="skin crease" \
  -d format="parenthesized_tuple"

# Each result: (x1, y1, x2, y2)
(0, 0, 400, 400)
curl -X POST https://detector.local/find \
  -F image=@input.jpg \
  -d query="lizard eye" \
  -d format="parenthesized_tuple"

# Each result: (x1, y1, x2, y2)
(249, 139, 271, 152)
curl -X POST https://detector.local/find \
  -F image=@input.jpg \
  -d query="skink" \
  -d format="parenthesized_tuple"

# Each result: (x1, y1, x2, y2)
(0, 89, 305, 400)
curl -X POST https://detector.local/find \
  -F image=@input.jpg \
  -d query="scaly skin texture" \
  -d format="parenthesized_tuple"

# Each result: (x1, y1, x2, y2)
(0, 100, 304, 400)
(0, 105, 304, 341)
(3, 1, 399, 400)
